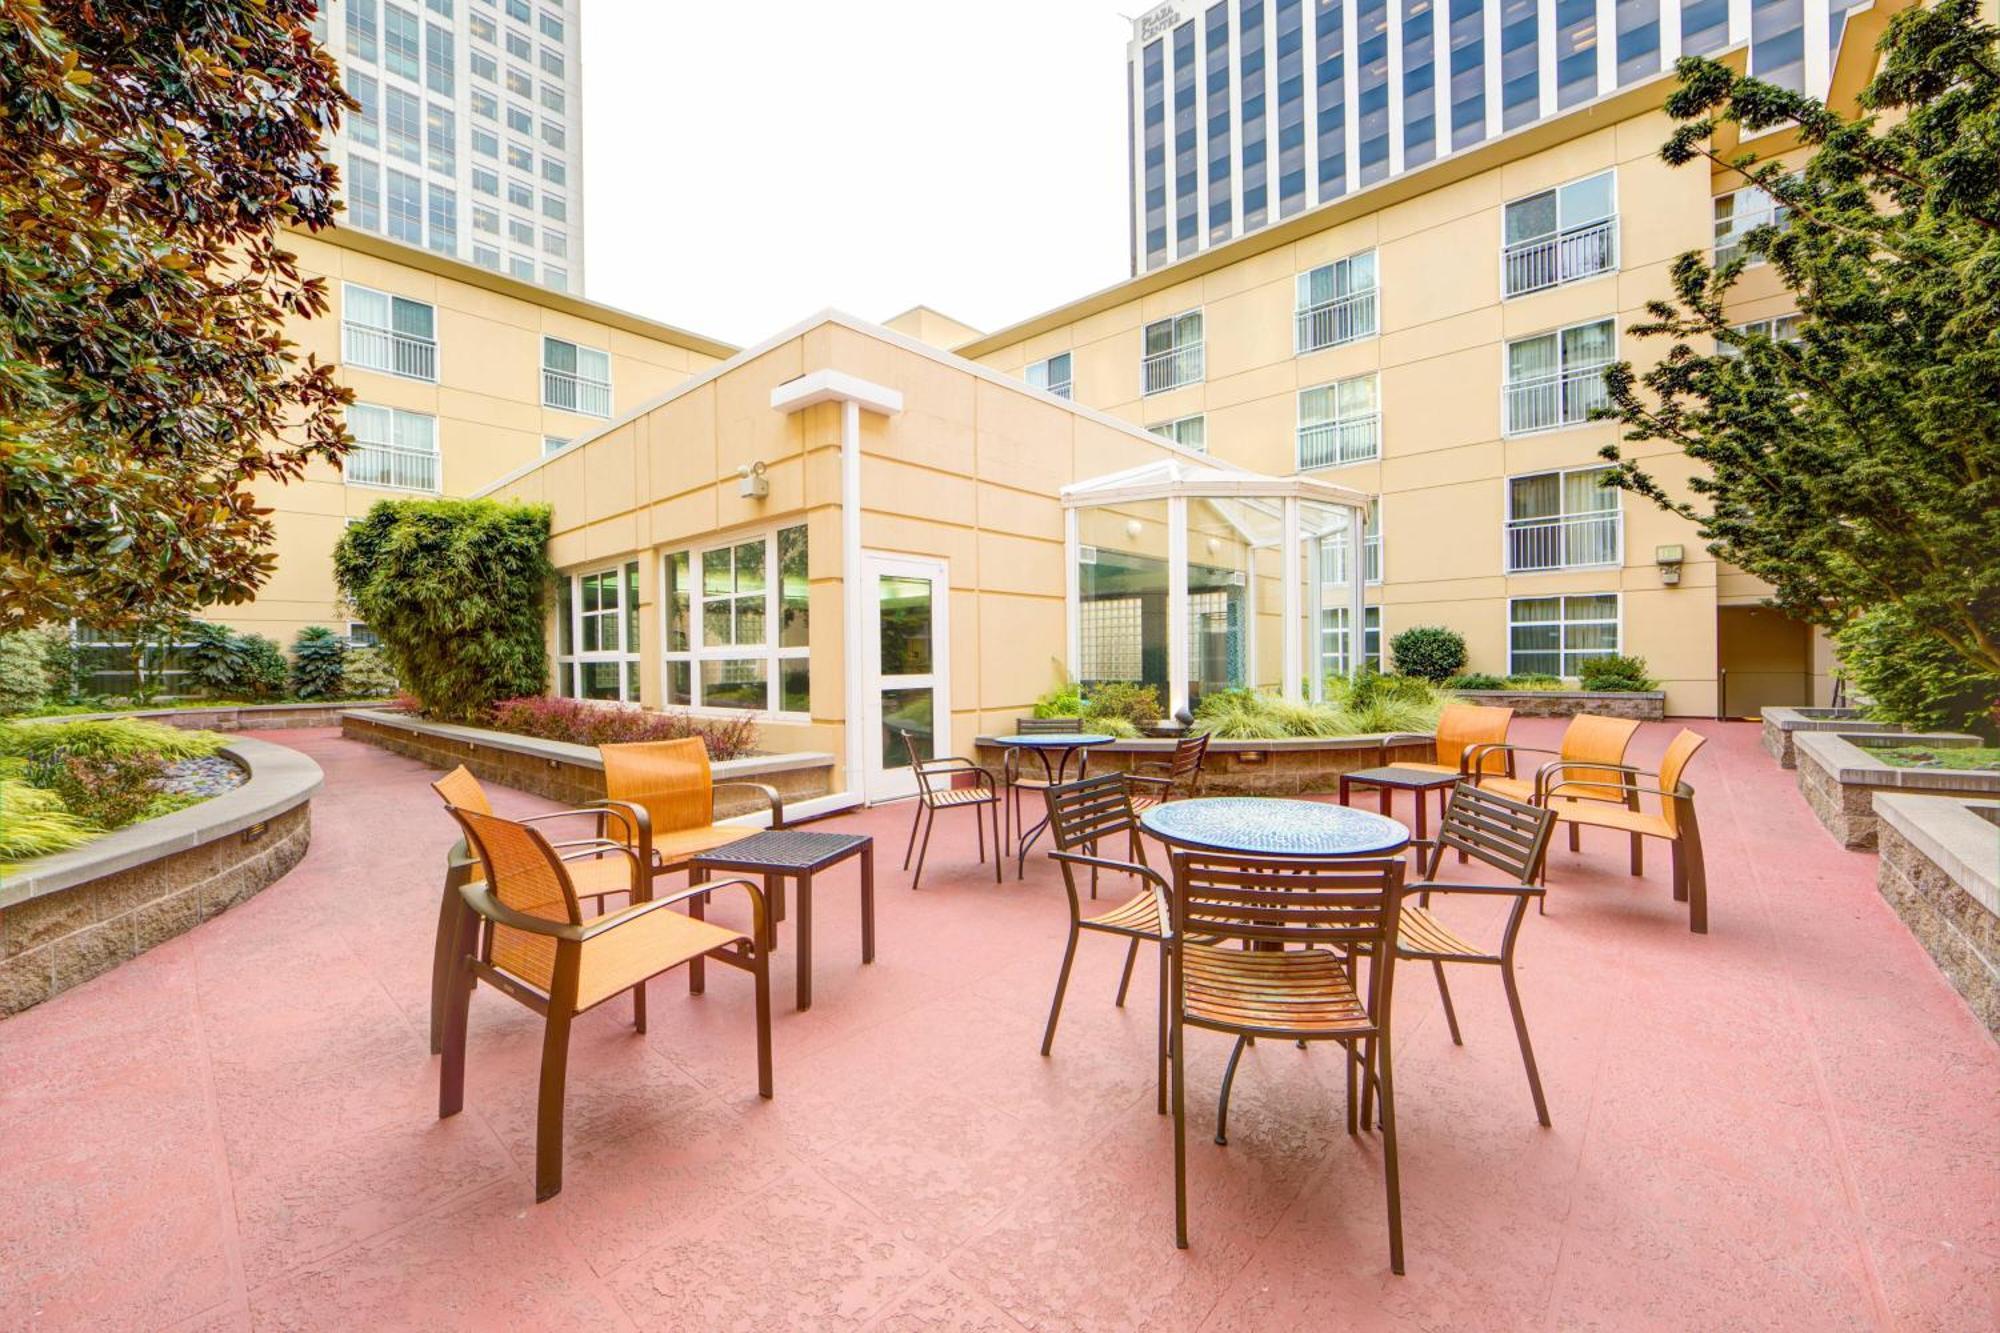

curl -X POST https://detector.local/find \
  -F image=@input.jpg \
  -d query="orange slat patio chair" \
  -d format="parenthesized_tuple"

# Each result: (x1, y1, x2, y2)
(1539, 728, 1712, 932)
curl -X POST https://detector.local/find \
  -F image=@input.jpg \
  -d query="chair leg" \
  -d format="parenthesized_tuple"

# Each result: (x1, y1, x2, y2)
(534, 1006, 575, 1202)
(1171, 1009, 1189, 1249)
(1215, 1033, 1249, 1146)
(1040, 923, 1080, 1056)
(438, 935, 473, 1120)
(1114, 937, 1139, 1006)
(687, 872, 707, 995)
(911, 806, 934, 890)
(1360, 1035, 1376, 1132)
(1345, 1039, 1358, 1136)
(1682, 840, 1708, 934)
(975, 799, 987, 863)
(752, 946, 774, 1099)
(1377, 1033, 1405, 1275)
(992, 799, 1004, 884)
(429, 866, 470, 1056)
(1630, 832, 1643, 876)
(1568, 821, 1580, 853)
(1670, 838, 1688, 901)
(1156, 945, 1169, 1116)
(1432, 960, 1462, 1046)
(1502, 961, 1551, 1127)
(632, 977, 647, 1034)
(902, 797, 923, 870)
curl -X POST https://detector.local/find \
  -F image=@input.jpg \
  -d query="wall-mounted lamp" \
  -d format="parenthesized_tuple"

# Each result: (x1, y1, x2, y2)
(1125, 518, 1144, 539)
(1655, 544, 1685, 586)
(1207, 536, 1222, 555)
(738, 460, 769, 500)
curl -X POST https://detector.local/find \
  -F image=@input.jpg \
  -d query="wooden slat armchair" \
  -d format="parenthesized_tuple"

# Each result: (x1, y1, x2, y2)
(437, 805, 772, 1202)
(900, 729, 1003, 889)
(1538, 729, 1712, 933)
(1126, 732, 1210, 815)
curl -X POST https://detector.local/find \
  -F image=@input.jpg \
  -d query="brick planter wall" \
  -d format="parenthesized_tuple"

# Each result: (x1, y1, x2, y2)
(1448, 689, 1665, 721)
(1759, 707, 1887, 769)
(0, 738, 321, 1016)
(1874, 795, 2000, 1036)
(27, 700, 398, 733)
(1793, 731, 1994, 849)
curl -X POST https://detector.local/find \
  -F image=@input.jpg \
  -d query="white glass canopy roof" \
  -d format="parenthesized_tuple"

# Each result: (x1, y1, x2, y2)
(1060, 457, 1371, 524)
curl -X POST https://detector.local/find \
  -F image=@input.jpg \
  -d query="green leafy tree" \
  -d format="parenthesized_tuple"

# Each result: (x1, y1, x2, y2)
(334, 499, 555, 722)
(290, 626, 347, 699)
(0, 1, 354, 633)
(1600, 0, 2000, 727)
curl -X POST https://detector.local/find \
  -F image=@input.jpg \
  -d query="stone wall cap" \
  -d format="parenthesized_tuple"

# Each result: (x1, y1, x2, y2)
(1794, 730, 1996, 789)
(17, 699, 397, 727)
(343, 709, 834, 779)
(0, 736, 323, 909)
(1451, 689, 1667, 701)
(1761, 706, 1886, 731)
(1873, 793, 2000, 916)
(975, 733, 1416, 754)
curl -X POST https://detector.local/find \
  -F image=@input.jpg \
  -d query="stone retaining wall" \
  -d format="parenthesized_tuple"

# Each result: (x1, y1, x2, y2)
(28, 700, 397, 732)
(1449, 689, 1666, 721)
(1793, 731, 1993, 849)
(975, 734, 1433, 797)
(1874, 795, 1999, 1036)
(1760, 707, 1887, 769)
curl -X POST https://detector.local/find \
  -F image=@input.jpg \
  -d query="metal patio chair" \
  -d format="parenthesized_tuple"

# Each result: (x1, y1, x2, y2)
(1126, 732, 1211, 815)
(899, 729, 1003, 889)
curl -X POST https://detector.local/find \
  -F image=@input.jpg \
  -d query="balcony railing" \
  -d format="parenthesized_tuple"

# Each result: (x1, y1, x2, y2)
(345, 443, 439, 492)
(1503, 363, 1612, 435)
(1295, 290, 1378, 352)
(1502, 217, 1618, 298)
(1297, 414, 1381, 469)
(543, 368, 612, 417)
(1141, 344, 1203, 395)
(1505, 511, 1622, 572)
(1045, 379, 1073, 400)
(342, 323, 438, 381)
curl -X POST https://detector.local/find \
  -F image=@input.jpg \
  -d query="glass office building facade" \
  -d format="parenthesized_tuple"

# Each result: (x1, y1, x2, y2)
(1128, 0, 1864, 272)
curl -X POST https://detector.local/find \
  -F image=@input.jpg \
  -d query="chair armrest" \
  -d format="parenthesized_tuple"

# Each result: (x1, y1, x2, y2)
(646, 876, 769, 943)
(921, 757, 997, 792)
(460, 883, 587, 941)
(1129, 758, 1175, 776)
(1125, 773, 1173, 793)
(1404, 878, 1543, 899)
(1379, 732, 1437, 751)
(713, 781, 785, 829)
(579, 799, 651, 866)
(1049, 850, 1172, 933)
(1533, 760, 1645, 802)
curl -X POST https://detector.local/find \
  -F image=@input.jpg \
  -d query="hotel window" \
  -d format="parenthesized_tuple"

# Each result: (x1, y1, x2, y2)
(426, 0, 452, 14)
(470, 49, 497, 81)
(542, 193, 567, 221)
(349, 71, 380, 147)
(1400, 0, 1437, 169)
(1750, 0, 1807, 93)
(662, 524, 811, 715)
(472, 126, 498, 158)
(541, 158, 566, 186)
(1506, 466, 1621, 572)
(1141, 310, 1204, 395)
(470, 11, 496, 42)
(543, 265, 567, 292)
(1615, 0, 1662, 85)
(1297, 374, 1380, 468)
(540, 82, 565, 113)
(542, 336, 611, 416)
(508, 254, 535, 281)
(426, 183, 457, 253)
(1714, 185, 1790, 266)
(1322, 606, 1383, 675)
(554, 561, 641, 703)
(1502, 171, 1617, 297)
(473, 204, 498, 234)
(1207, 2, 1233, 241)
(1320, 499, 1383, 584)
(1026, 352, 1072, 399)
(347, 0, 379, 63)
(348, 155, 382, 230)
(472, 166, 498, 196)
(506, 143, 532, 172)
(506, 0, 529, 18)
(1172, 18, 1199, 254)
(543, 434, 568, 455)
(1553, 0, 1598, 107)
(504, 29, 530, 59)
(540, 10, 564, 40)
(472, 243, 500, 269)
(1354, 0, 1390, 185)
(1448, 0, 1484, 148)
(471, 88, 497, 119)
(1719, 313, 1802, 357)
(385, 169, 424, 244)
(424, 22, 454, 94)
(1142, 35, 1166, 268)
(542, 229, 566, 258)
(385, 86, 422, 163)
(541, 121, 565, 150)
(1316, 0, 1349, 191)
(506, 67, 532, 97)
(1509, 593, 1620, 677)
(425, 103, 456, 174)
(343, 284, 437, 381)
(1499, 0, 1539, 129)
(1681, 0, 1730, 55)
(1150, 414, 1207, 452)
(506, 104, 532, 134)
(540, 47, 564, 77)
(348, 622, 381, 649)
(346, 403, 438, 492)
(1503, 318, 1614, 435)
(1295, 251, 1379, 352)
(507, 178, 532, 208)
(1240, 0, 1271, 223)
(384, 4, 421, 80)
(508, 217, 533, 245)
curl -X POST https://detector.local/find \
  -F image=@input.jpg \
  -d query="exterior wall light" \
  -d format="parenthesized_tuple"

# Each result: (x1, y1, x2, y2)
(1656, 544, 1685, 586)
(1125, 518, 1144, 539)
(738, 460, 769, 499)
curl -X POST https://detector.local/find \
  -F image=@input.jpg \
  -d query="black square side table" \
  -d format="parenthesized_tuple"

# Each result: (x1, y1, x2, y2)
(1337, 765, 1461, 841)
(691, 830, 873, 1011)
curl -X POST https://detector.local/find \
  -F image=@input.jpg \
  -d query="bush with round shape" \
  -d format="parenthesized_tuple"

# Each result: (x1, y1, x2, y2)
(1390, 625, 1468, 682)
(342, 646, 400, 699)
(1083, 681, 1163, 728)
(1576, 654, 1660, 693)
(290, 626, 348, 699)
(1032, 684, 1084, 719)
(237, 634, 289, 700)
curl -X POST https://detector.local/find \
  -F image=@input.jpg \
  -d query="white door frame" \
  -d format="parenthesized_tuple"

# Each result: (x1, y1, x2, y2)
(859, 550, 951, 803)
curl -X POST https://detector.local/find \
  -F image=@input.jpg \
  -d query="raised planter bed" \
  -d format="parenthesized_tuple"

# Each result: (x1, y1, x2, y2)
(1873, 794, 2000, 1036)
(1760, 706, 1890, 769)
(341, 709, 835, 815)
(1793, 731, 1993, 849)
(0, 737, 322, 1016)
(975, 733, 1433, 796)
(1448, 688, 1665, 722)
(21, 699, 398, 732)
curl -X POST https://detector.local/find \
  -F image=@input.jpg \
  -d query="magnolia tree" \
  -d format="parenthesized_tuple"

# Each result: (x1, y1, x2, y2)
(1600, 0, 2000, 727)
(0, 1, 353, 633)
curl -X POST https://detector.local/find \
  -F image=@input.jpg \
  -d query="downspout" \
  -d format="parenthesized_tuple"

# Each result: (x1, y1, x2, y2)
(841, 398, 864, 796)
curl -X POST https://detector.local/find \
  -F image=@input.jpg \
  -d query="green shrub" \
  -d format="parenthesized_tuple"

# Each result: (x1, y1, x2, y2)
(1326, 668, 1445, 735)
(182, 621, 287, 699)
(335, 499, 555, 723)
(1191, 685, 1436, 740)
(1083, 681, 1162, 727)
(290, 626, 348, 699)
(1086, 716, 1143, 739)
(1577, 654, 1659, 693)
(0, 632, 52, 715)
(1031, 684, 1084, 719)
(238, 635, 288, 699)
(1389, 625, 1468, 682)
(1836, 604, 2000, 732)
(0, 779, 98, 860)
(32, 753, 164, 831)
(1446, 672, 1507, 691)
(0, 718, 227, 763)
(343, 646, 400, 698)
(1504, 673, 1566, 691)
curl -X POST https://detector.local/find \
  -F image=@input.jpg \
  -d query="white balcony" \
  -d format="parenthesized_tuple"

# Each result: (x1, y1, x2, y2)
(1505, 511, 1622, 572)
(342, 323, 438, 382)
(1045, 379, 1073, 400)
(1297, 414, 1381, 470)
(543, 367, 612, 417)
(345, 443, 439, 492)
(1295, 289, 1378, 352)
(1141, 344, 1203, 395)
(1502, 217, 1618, 298)
(1504, 364, 1612, 435)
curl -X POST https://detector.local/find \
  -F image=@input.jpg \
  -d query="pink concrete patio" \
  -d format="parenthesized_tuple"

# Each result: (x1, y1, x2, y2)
(2, 718, 1994, 1330)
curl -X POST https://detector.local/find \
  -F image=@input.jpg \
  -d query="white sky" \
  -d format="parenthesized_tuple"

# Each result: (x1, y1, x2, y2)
(580, 0, 1140, 347)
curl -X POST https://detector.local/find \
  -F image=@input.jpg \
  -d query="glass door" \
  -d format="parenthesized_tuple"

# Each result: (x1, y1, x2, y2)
(860, 552, 950, 802)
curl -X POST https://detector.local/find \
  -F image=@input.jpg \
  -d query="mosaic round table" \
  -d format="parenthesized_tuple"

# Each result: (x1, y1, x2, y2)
(990, 733, 1117, 875)
(1139, 796, 1411, 858)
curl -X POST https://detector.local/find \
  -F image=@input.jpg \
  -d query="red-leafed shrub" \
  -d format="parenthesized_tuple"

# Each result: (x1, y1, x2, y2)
(486, 696, 759, 761)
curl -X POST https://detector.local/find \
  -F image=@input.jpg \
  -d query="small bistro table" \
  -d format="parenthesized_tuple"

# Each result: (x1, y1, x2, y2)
(691, 830, 873, 1012)
(1337, 765, 1462, 841)
(989, 732, 1118, 875)
(1140, 797, 1411, 859)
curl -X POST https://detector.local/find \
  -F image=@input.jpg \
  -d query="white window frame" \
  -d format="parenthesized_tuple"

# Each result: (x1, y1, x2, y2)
(1296, 373, 1381, 468)
(1504, 465, 1623, 573)
(1295, 249, 1380, 352)
(1320, 498, 1382, 585)
(1507, 593, 1623, 678)
(1149, 414, 1207, 452)
(1501, 169, 1619, 298)
(341, 282, 438, 382)
(1141, 309, 1205, 395)
(1026, 352, 1073, 399)
(1321, 605, 1382, 676)
(1502, 318, 1616, 436)
(1714, 184, 1790, 267)
(541, 335, 611, 417)
(1719, 312, 1802, 357)
(555, 560, 641, 703)
(345, 402, 439, 492)
(660, 523, 811, 720)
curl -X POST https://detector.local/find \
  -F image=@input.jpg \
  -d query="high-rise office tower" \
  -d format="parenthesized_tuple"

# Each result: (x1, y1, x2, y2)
(1127, 0, 1864, 273)
(312, 0, 585, 292)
